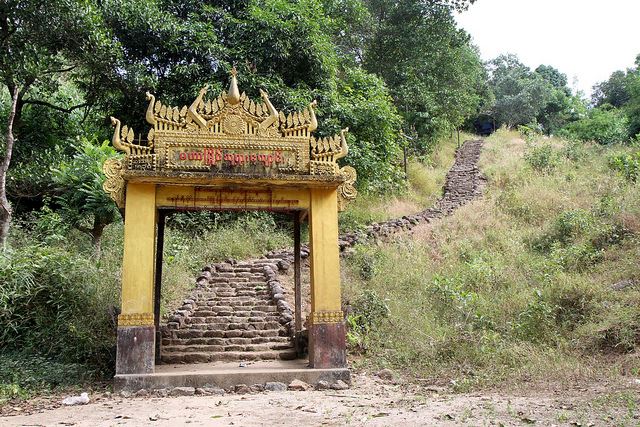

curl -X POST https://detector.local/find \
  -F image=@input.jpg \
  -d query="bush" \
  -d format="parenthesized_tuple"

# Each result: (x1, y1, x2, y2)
(513, 290, 558, 344)
(0, 353, 91, 402)
(525, 143, 560, 173)
(346, 289, 389, 351)
(559, 106, 630, 145)
(0, 244, 117, 377)
(609, 151, 640, 182)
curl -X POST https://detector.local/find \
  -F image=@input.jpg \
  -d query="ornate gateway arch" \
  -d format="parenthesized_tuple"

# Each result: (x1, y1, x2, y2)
(104, 69, 356, 376)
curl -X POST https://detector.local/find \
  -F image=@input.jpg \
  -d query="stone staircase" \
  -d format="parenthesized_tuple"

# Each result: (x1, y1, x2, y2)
(160, 139, 485, 364)
(161, 259, 297, 364)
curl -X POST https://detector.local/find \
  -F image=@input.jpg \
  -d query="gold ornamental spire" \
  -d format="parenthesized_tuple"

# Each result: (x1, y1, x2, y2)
(227, 67, 240, 105)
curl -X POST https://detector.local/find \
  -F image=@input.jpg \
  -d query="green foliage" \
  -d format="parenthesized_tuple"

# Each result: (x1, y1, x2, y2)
(0, 354, 91, 402)
(488, 55, 554, 128)
(0, 244, 117, 377)
(346, 289, 389, 351)
(364, 0, 488, 152)
(513, 290, 558, 343)
(52, 139, 121, 247)
(609, 151, 640, 182)
(559, 106, 630, 145)
(590, 54, 640, 139)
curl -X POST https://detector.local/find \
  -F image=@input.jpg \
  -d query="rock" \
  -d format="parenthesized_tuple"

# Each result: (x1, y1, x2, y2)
(277, 260, 290, 271)
(376, 369, 394, 381)
(330, 380, 349, 390)
(611, 279, 638, 291)
(234, 384, 251, 394)
(264, 382, 288, 392)
(119, 390, 132, 398)
(250, 384, 265, 392)
(169, 387, 195, 397)
(316, 380, 330, 390)
(154, 389, 168, 397)
(195, 387, 225, 396)
(288, 379, 311, 391)
(134, 389, 149, 397)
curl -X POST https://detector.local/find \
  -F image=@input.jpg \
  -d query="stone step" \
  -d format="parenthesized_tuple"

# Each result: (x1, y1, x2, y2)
(190, 309, 276, 317)
(173, 326, 286, 339)
(184, 315, 283, 325)
(160, 349, 297, 364)
(162, 342, 294, 353)
(162, 336, 292, 347)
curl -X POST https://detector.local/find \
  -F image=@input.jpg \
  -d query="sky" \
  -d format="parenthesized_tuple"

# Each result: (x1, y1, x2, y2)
(455, 0, 640, 97)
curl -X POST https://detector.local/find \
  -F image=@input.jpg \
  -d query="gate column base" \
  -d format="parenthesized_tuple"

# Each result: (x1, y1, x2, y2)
(116, 325, 155, 375)
(309, 321, 346, 369)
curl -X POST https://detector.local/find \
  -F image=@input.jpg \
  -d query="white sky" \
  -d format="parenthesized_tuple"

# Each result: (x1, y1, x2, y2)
(455, 0, 640, 97)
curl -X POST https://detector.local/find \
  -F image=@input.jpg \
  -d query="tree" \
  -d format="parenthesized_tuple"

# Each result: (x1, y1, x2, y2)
(101, 0, 407, 191)
(592, 70, 633, 108)
(487, 54, 555, 128)
(52, 139, 121, 254)
(363, 0, 486, 152)
(535, 64, 569, 94)
(589, 54, 640, 139)
(0, 0, 116, 248)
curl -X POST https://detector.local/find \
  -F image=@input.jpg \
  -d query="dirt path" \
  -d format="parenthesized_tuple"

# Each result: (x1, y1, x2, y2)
(3, 373, 638, 426)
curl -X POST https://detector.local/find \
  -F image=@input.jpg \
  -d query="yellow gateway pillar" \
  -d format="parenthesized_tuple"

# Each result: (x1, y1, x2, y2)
(116, 183, 157, 374)
(308, 188, 346, 368)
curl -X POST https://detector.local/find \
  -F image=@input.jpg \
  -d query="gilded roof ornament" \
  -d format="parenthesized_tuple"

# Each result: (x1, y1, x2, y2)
(103, 70, 357, 210)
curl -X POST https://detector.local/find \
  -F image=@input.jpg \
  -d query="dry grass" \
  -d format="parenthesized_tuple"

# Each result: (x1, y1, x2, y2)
(343, 128, 640, 389)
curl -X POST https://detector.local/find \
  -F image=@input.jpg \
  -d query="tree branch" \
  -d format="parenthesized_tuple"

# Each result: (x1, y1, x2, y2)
(42, 65, 78, 75)
(21, 99, 89, 113)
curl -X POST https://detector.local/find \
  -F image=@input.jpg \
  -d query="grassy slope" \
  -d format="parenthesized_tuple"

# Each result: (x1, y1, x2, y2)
(343, 129, 640, 389)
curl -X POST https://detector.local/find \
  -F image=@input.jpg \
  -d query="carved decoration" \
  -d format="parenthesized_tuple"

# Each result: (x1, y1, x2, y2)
(103, 157, 126, 208)
(337, 166, 358, 212)
(311, 310, 344, 324)
(118, 312, 154, 327)
(103, 67, 357, 210)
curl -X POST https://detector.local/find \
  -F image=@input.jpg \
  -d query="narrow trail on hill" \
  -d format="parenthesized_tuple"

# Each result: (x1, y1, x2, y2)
(160, 139, 485, 364)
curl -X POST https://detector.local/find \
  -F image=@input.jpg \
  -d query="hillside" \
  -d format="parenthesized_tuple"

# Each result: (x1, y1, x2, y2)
(4, 131, 639, 426)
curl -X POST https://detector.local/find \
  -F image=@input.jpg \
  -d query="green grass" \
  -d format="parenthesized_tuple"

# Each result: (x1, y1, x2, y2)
(343, 129, 640, 388)
(0, 211, 293, 401)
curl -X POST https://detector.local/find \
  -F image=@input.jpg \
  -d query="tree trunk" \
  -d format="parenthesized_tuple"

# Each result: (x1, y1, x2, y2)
(91, 220, 106, 259)
(0, 85, 20, 250)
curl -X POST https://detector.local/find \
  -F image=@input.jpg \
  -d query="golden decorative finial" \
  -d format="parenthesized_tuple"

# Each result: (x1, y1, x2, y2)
(227, 66, 240, 105)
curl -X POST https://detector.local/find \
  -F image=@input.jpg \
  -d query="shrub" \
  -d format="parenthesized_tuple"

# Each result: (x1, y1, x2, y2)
(525, 143, 560, 173)
(513, 290, 558, 344)
(0, 245, 117, 376)
(559, 106, 630, 145)
(609, 151, 640, 182)
(346, 289, 389, 351)
(534, 209, 593, 251)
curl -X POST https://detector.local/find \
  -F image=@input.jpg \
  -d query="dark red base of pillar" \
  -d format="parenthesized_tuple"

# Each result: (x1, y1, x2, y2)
(116, 326, 155, 375)
(309, 322, 347, 368)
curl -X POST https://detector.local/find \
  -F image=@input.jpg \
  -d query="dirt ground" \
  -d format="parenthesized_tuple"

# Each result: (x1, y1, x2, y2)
(2, 373, 639, 427)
